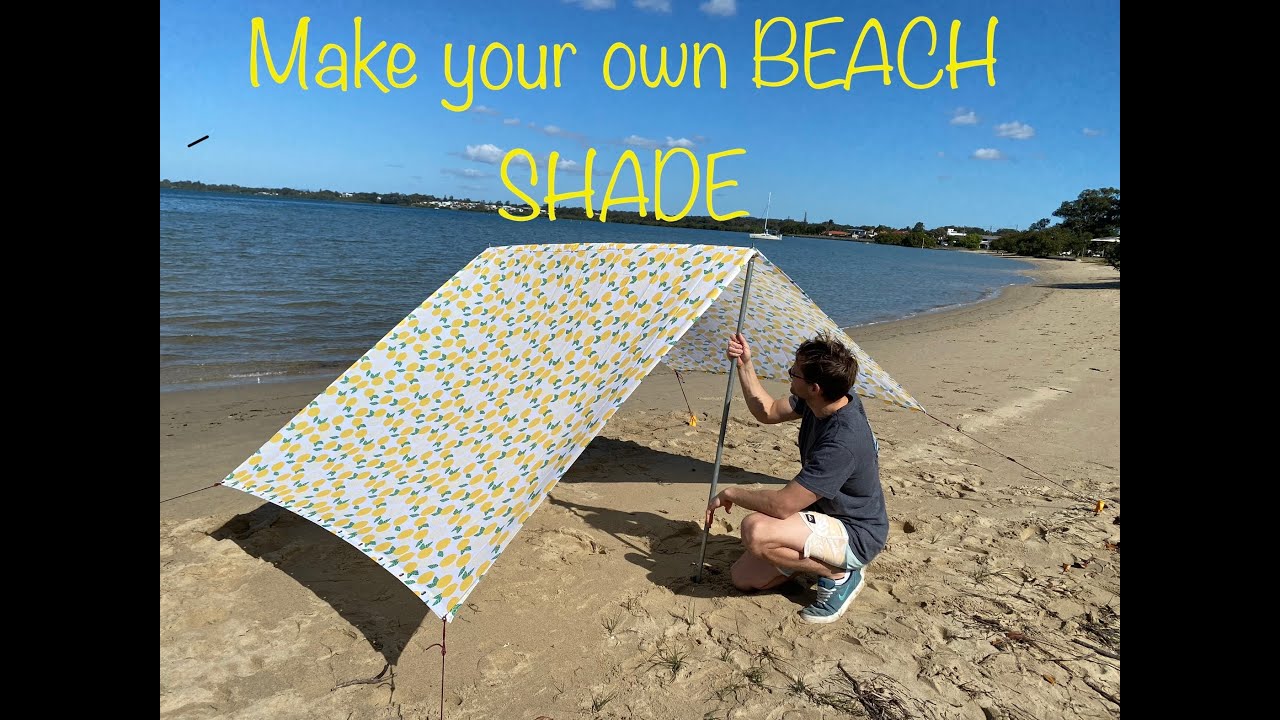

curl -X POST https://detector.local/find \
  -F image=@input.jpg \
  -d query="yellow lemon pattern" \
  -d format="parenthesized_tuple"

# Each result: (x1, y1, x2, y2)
(665, 255, 924, 411)
(222, 244, 918, 622)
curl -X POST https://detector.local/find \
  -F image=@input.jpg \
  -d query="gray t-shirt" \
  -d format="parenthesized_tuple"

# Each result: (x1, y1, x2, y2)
(790, 393, 888, 564)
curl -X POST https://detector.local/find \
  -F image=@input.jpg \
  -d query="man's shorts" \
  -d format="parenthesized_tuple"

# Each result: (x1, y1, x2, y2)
(797, 512, 865, 571)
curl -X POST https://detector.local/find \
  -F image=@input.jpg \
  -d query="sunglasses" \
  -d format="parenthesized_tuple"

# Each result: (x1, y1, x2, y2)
(788, 368, 806, 381)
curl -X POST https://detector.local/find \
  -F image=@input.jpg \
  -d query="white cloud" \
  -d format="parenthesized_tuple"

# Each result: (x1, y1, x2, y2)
(995, 121, 1035, 140)
(503, 117, 520, 126)
(564, 0, 615, 9)
(442, 168, 489, 178)
(535, 124, 589, 145)
(463, 144, 506, 164)
(700, 0, 736, 16)
(623, 134, 659, 149)
(972, 148, 1005, 161)
(950, 108, 979, 125)
(556, 158, 580, 171)
(634, 0, 671, 11)
(470, 105, 498, 115)
(624, 135, 695, 149)
(1083, 127, 1103, 137)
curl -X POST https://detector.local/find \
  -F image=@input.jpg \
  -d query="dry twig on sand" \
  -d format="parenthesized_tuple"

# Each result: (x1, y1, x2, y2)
(1079, 607, 1121, 653)
(1072, 637, 1120, 660)
(1083, 676, 1120, 707)
(332, 662, 395, 692)
(834, 663, 943, 720)
(970, 615, 1119, 672)
(995, 704, 1042, 720)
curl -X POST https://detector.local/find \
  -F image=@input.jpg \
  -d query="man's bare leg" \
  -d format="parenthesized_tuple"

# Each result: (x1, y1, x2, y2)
(730, 551, 792, 591)
(729, 512, 846, 591)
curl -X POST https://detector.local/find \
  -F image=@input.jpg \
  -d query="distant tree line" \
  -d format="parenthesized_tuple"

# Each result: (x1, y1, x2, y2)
(159, 179, 503, 209)
(544, 205, 881, 237)
(160, 179, 1118, 268)
(990, 188, 1120, 270)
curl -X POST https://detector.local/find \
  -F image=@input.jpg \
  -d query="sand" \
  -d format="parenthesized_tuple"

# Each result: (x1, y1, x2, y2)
(160, 257, 1119, 719)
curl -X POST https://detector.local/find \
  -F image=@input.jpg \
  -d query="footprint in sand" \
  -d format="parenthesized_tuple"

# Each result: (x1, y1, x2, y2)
(477, 647, 532, 686)
(530, 528, 600, 564)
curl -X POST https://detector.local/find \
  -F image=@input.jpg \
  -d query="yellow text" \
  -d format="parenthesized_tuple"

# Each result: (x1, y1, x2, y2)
(249, 16, 417, 92)
(499, 147, 746, 223)
(602, 42, 728, 90)
(443, 42, 576, 112)
(753, 15, 997, 90)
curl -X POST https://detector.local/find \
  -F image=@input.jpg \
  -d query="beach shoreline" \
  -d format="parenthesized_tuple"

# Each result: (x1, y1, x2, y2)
(159, 253, 1038, 397)
(159, 259, 1040, 509)
(161, 257, 1119, 720)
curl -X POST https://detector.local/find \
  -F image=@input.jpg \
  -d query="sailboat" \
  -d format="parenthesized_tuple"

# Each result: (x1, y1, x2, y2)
(748, 193, 782, 241)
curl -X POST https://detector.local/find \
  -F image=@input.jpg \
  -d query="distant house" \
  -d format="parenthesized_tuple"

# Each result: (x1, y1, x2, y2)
(979, 235, 1000, 250)
(1087, 236, 1120, 257)
(821, 229, 852, 237)
(945, 228, 966, 237)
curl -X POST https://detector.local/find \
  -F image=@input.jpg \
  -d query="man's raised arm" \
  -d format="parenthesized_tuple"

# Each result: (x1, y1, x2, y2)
(727, 333, 800, 425)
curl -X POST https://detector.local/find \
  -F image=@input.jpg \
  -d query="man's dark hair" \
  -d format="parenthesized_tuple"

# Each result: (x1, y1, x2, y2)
(795, 333, 859, 401)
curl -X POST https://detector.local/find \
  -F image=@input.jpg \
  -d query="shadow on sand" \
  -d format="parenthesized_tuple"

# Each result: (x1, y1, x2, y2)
(554, 436, 812, 607)
(546, 495, 813, 610)
(211, 504, 430, 667)
(208, 435, 810, 665)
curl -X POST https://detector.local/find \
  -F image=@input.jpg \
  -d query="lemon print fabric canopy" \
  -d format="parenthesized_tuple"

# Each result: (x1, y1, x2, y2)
(222, 243, 921, 621)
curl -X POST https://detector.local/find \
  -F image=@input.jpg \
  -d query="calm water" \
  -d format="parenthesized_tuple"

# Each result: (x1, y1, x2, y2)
(160, 190, 1033, 391)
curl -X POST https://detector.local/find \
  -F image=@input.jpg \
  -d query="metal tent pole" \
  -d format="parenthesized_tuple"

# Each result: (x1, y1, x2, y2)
(695, 254, 756, 582)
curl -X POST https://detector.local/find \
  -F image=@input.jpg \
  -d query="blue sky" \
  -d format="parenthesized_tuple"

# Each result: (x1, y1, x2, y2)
(159, 0, 1120, 230)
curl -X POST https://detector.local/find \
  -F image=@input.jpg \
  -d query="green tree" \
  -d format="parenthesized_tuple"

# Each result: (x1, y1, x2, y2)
(991, 234, 1019, 253)
(1021, 232, 1063, 257)
(1029, 218, 1051, 231)
(1053, 188, 1120, 238)
(1054, 227, 1089, 257)
(1103, 242, 1120, 271)
(905, 229, 933, 248)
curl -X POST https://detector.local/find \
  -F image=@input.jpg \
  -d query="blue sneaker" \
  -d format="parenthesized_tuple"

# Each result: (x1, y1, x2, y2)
(799, 568, 865, 624)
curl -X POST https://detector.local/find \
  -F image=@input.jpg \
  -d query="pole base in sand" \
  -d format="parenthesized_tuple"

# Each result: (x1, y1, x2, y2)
(692, 564, 721, 582)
